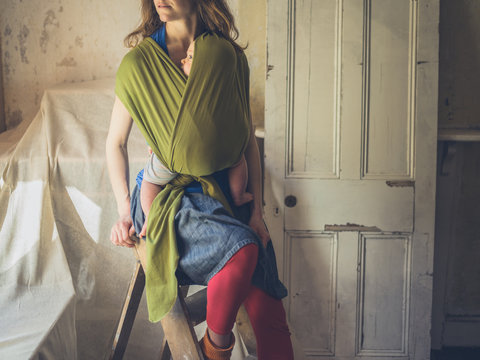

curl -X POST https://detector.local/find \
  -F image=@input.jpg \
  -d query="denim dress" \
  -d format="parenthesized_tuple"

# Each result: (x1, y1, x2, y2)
(131, 169, 287, 300)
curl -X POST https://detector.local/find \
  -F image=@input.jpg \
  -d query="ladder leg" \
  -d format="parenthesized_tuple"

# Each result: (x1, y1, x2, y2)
(236, 305, 257, 358)
(160, 291, 205, 360)
(109, 261, 146, 360)
(158, 336, 172, 360)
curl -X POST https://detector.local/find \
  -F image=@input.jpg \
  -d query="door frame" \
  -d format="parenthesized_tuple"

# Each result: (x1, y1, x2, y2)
(264, 0, 439, 358)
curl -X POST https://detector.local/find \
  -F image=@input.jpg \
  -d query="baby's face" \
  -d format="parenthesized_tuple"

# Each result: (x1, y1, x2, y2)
(181, 41, 195, 76)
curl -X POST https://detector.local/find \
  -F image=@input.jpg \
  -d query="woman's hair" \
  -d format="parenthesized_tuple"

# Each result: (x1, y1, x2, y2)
(124, 0, 246, 52)
(124, 0, 162, 48)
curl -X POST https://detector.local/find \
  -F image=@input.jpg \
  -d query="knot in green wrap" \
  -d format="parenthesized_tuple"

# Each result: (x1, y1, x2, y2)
(115, 32, 251, 321)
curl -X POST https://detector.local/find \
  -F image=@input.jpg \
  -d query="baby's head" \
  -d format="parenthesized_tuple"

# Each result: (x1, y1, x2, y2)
(181, 41, 195, 76)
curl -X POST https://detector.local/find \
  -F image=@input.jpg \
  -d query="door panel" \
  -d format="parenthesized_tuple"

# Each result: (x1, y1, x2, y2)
(357, 233, 411, 356)
(284, 180, 414, 232)
(289, 0, 340, 178)
(364, 0, 415, 178)
(286, 232, 337, 356)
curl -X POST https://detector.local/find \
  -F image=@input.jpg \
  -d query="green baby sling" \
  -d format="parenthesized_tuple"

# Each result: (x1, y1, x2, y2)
(115, 32, 251, 322)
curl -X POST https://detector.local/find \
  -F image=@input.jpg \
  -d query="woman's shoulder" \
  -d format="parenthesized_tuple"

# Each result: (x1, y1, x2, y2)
(236, 47, 248, 67)
(117, 38, 160, 74)
(118, 45, 143, 71)
(198, 32, 237, 58)
(123, 39, 150, 59)
(197, 32, 248, 73)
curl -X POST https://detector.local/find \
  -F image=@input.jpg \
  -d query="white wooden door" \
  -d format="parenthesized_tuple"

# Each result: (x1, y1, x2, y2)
(265, 1, 439, 359)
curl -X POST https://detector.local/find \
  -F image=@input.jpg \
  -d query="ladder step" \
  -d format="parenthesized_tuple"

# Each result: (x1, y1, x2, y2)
(184, 287, 208, 326)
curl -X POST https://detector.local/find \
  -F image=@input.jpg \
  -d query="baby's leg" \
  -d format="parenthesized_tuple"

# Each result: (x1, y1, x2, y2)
(139, 178, 163, 238)
(229, 155, 253, 206)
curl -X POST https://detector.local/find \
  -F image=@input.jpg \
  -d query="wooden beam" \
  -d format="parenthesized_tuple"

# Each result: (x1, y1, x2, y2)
(438, 128, 480, 142)
(158, 336, 172, 360)
(133, 236, 204, 359)
(236, 305, 257, 357)
(160, 292, 205, 360)
(109, 261, 146, 360)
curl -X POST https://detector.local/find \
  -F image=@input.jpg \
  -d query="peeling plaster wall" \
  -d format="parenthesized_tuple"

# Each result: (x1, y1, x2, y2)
(0, 33, 5, 132)
(0, 0, 267, 131)
(1, 0, 140, 129)
(229, 0, 267, 130)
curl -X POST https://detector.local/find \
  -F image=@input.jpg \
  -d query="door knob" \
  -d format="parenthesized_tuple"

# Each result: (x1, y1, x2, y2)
(284, 195, 297, 208)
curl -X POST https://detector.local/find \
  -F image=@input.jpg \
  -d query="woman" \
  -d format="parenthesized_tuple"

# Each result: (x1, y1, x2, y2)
(106, 1, 294, 359)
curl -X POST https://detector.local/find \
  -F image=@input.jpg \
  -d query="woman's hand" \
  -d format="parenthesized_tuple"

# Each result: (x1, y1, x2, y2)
(110, 214, 136, 248)
(249, 212, 271, 247)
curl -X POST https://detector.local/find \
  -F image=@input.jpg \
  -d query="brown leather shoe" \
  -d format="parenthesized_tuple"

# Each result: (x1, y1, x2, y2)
(199, 330, 235, 360)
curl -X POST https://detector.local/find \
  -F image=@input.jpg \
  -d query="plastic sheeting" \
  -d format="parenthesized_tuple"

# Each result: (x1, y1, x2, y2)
(0, 79, 165, 359)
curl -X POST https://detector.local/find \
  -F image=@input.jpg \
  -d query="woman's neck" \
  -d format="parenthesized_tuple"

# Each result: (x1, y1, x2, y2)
(165, 16, 204, 52)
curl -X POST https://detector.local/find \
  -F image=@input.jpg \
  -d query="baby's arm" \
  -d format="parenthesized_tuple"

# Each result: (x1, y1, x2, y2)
(139, 179, 163, 238)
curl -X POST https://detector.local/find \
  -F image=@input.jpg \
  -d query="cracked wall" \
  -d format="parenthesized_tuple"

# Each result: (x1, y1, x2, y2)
(0, 0, 140, 129)
(230, 0, 266, 130)
(0, 0, 267, 131)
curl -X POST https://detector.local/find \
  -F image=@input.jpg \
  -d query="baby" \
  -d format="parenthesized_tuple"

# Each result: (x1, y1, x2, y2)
(139, 41, 253, 238)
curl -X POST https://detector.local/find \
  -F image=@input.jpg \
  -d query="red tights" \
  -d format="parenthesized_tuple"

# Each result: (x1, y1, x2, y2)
(206, 243, 294, 360)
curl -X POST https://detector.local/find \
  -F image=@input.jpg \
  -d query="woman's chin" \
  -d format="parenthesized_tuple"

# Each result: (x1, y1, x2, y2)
(157, 14, 170, 22)
(157, 9, 174, 22)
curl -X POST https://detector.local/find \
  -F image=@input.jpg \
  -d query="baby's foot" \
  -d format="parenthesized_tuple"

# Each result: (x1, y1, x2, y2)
(232, 192, 254, 206)
(139, 216, 148, 238)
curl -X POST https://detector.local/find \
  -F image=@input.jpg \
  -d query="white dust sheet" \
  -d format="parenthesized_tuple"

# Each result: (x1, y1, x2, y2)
(0, 79, 291, 360)
(0, 79, 166, 359)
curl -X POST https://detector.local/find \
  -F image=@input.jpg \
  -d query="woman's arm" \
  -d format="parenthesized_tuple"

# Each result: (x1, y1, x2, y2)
(106, 96, 136, 247)
(244, 115, 270, 247)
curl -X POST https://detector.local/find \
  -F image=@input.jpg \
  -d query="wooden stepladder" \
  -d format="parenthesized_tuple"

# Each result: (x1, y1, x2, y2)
(109, 237, 257, 360)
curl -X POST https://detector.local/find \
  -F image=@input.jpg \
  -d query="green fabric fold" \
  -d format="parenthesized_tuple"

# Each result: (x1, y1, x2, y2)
(115, 32, 250, 322)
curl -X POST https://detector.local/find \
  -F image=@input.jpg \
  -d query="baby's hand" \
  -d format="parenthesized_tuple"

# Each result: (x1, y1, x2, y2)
(148, 147, 153, 155)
